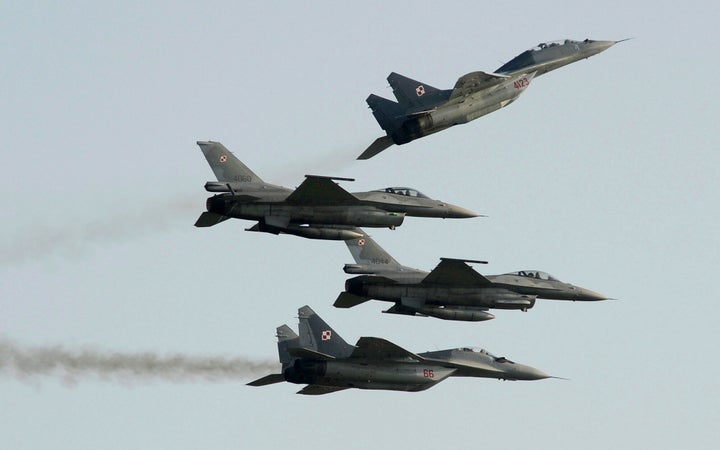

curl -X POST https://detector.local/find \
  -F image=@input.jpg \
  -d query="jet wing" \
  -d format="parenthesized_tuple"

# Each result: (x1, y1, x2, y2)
(449, 71, 509, 101)
(350, 337, 425, 362)
(421, 258, 492, 286)
(297, 385, 350, 395)
(285, 176, 360, 205)
(247, 373, 285, 387)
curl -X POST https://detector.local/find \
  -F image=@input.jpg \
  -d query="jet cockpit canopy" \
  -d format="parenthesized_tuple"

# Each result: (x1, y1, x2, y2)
(375, 187, 429, 198)
(506, 270, 560, 281)
(532, 39, 585, 51)
(459, 347, 496, 357)
(459, 347, 514, 364)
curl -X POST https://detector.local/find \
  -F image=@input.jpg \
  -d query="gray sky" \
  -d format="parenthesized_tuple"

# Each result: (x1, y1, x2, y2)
(2, 1, 719, 449)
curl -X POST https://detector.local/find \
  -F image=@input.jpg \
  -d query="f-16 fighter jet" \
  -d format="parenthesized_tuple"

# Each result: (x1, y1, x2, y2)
(335, 229, 608, 321)
(248, 305, 552, 395)
(359, 38, 624, 159)
(194, 141, 477, 240)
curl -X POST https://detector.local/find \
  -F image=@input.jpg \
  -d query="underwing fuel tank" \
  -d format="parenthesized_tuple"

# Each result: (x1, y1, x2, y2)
(418, 307, 496, 322)
(247, 224, 364, 241)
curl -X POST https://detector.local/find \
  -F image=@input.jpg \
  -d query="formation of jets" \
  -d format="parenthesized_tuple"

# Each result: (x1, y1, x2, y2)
(194, 38, 623, 394)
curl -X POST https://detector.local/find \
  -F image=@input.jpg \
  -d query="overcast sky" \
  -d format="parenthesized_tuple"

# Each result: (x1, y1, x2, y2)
(2, 1, 719, 449)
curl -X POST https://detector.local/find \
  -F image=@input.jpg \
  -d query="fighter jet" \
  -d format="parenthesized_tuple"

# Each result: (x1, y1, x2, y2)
(359, 38, 624, 159)
(248, 305, 552, 395)
(194, 141, 477, 240)
(334, 229, 608, 321)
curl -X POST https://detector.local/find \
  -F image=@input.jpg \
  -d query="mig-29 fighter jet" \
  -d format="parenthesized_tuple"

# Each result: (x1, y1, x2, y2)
(359, 38, 625, 159)
(334, 229, 608, 321)
(248, 305, 552, 395)
(194, 141, 477, 240)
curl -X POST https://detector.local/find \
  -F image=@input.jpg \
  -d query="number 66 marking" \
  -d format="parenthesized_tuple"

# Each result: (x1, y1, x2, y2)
(423, 369, 435, 378)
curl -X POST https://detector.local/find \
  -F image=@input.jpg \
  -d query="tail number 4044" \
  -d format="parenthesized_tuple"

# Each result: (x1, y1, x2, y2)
(423, 369, 435, 378)
(513, 77, 530, 89)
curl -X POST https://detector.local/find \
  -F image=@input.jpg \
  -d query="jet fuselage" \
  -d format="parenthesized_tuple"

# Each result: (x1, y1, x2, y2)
(390, 71, 534, 145)
(345, 271, 606, 311)
(283, 349, 548, 392)
(204, 188, 476, 228)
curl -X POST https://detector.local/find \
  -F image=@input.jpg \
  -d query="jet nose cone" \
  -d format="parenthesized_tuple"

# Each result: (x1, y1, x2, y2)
(577, 287, 608, 301)
(444, 203, 481, 219)
(513, 364, 552, 381)
(585, 40, 617, 56)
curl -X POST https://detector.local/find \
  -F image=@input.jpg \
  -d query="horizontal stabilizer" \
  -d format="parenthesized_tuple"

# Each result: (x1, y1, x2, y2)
(422, 259, 493, 286)
(297, 385, 349, 395)
(194, 212, 230, 227)
(350, 337, 425, 362)
(334, 292, 372, 309)
(287, 347, 336, 361)
(357, 136, 395, 160)
(247, 373, 285, 387)
(285, 176, 359, 205)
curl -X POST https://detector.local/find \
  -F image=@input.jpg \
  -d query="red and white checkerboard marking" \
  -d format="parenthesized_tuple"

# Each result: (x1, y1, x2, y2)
(321, 330, 332, 341)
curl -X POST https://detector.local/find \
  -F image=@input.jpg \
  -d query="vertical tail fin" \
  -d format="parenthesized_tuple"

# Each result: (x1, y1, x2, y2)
(345, 228, 401, 268)
(197, 141, 264, 183)
(366, 94, 406, 133)
(276, 324, 300, 367)
(297, 305, 354, 358)
(386, 72, 450, 109)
